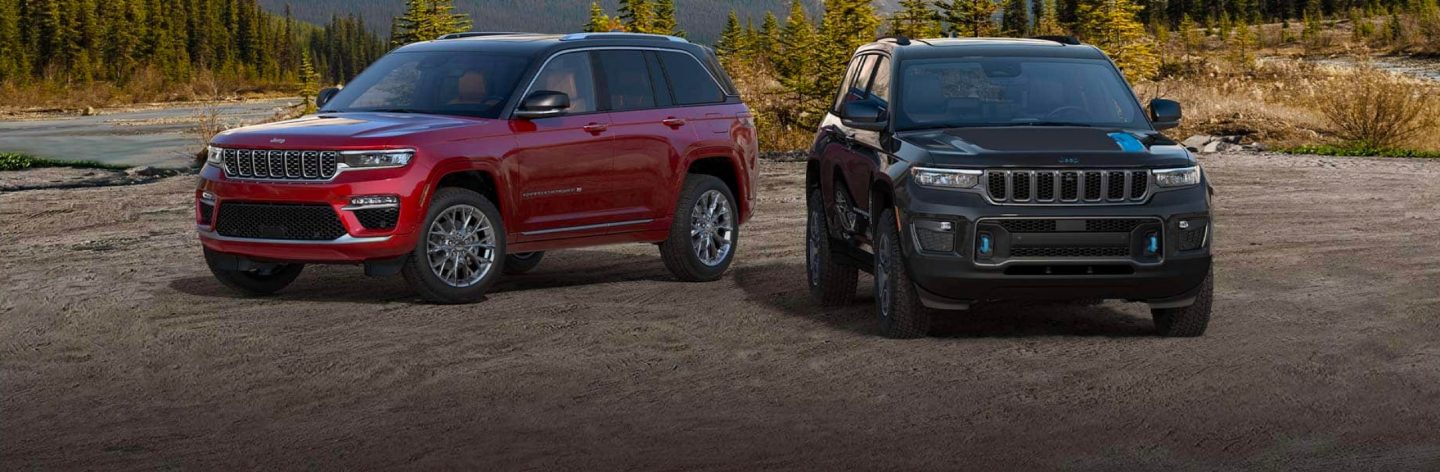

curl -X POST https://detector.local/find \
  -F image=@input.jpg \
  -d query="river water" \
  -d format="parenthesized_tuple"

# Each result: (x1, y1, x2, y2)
(0, 98, 300, 168)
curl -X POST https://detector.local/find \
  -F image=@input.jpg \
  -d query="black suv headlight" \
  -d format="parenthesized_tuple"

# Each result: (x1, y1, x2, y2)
(911, 167, 981, 189)
(1154, 166, 1201, 188)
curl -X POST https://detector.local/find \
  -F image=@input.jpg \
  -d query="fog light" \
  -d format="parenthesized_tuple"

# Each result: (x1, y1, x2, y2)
(978, 233, 994, 256)
(1178, 220, 1191, 230)
(1145, 232, 1160, 255)
(913, 219, 957, 252)
(349, 195, 399, 207)
(200, 191, 215, 201)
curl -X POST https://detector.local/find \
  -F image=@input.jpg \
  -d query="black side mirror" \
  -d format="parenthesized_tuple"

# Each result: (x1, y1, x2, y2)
(1149, 98, 1182, 130)
(513, 90, 571, 119)
(841, 100, 887, 132)
(316, 87, 340, 109)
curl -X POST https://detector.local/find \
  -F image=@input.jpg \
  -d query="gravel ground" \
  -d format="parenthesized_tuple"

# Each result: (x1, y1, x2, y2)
(2, 152, 1439, 470)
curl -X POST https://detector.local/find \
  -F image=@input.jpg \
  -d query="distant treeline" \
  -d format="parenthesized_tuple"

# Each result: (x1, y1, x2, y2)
(0, 0, 385, 89)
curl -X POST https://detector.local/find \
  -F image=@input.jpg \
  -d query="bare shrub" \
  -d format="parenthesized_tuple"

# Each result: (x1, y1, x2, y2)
(1317, 67, 1438, 149)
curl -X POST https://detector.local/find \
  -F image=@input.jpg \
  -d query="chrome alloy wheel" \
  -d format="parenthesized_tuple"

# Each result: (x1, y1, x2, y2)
(690, 189, 735, 267)
(426, 204, 497, 288)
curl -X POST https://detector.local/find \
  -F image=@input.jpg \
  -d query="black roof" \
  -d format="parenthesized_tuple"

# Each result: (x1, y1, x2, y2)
(859, 37, 1110, 61)
(392, 32, 711, 57)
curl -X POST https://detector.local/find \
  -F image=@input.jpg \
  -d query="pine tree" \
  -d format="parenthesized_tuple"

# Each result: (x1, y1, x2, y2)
(819, 0, 881, 81)
(891, 0, 943, 38)
(938, 0, 1000, 37)
(392, 0, 472, 46)
(618, 0, 656, 34)
(757, 11, 781, 59)
(584, 2, 613, 32)
(1035, 0, 1065, 34)
(1075, 0, 1159, 81)
(716, 10, 744, 56)
(1002, 0, 1032, 36)
(0, 0, 25, 80)
(653, 0, 682, 36)
(776, 0, 825, 123)
(300, 50, 319, 113)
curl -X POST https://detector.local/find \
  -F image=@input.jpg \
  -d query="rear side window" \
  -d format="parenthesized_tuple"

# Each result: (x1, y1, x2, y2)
(595, 50, 658, 111)
(657, 51, 725, 105)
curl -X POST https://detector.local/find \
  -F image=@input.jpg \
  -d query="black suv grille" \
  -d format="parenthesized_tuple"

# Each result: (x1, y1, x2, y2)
(221, 148, 340, 181)
(985, 169, 1151, 205)
(997, 218, 1147, 233)
(215, 202, 347, 240)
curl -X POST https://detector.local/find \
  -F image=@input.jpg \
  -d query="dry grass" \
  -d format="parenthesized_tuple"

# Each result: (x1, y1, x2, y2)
(1139, 55, 1440, 151)
(0, 67, 298, 113)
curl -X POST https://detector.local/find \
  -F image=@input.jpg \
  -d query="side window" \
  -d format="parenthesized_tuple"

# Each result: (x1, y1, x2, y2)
(532, 52, 598, 114)
(869, 56, 891, 106)
(657, 51, 725, 105)
(834, 55, 873, 112)
(595, 50, 657, 111)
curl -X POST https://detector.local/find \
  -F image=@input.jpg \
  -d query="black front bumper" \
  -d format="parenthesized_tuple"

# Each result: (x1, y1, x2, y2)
(895, 182, 1213, 309)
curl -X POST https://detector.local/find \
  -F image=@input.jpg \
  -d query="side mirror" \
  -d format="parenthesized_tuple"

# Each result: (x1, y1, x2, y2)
(513, 90, 571, 119)
(1149, 98, 1182, 130)
(316, 87, 341, 109)
(841, 100, 887, 132)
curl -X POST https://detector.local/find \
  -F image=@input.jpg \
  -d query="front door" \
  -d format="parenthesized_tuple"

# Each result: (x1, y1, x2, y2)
(506, 51, 620, 236)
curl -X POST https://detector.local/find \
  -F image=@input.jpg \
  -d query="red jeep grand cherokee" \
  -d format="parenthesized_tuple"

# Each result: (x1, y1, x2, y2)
(197, 32, 757, 303)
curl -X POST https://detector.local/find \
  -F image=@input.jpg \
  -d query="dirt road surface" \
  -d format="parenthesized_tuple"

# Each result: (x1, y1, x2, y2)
(3, 153, 1439, 470)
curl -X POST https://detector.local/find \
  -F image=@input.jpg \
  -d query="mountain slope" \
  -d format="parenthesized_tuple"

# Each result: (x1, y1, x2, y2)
(258, 0, 831, 44)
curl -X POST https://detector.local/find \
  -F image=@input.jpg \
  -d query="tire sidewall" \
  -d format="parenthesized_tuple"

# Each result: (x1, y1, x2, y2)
(675, 177, 739, 279)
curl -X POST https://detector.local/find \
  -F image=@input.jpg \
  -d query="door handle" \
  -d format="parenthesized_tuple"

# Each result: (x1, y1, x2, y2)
(661, 117, 687, 128)
(582, 123, 608, 134)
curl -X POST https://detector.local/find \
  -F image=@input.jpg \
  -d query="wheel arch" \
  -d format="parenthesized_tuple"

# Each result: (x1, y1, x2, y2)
(685, 155, 747, 221)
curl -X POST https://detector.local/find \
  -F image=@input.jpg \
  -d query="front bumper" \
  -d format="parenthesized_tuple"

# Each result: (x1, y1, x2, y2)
(194, 164, 425, 263)
(896, 181, 1213, 308)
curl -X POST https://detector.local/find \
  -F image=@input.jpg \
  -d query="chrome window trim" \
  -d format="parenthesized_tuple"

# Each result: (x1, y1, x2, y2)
(511, 46, 729, 119)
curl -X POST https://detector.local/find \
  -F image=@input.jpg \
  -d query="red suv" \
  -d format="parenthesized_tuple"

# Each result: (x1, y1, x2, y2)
(197, 32, 757, 303)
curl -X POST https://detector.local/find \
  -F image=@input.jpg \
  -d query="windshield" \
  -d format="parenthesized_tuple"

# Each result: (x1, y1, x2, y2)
(321, 51, 532, 119)
(895, 57, 1149, 131)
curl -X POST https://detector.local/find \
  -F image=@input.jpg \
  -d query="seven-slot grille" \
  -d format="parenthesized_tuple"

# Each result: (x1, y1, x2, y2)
(985, 169, 1150, 205)
(221, 148, 340, 181)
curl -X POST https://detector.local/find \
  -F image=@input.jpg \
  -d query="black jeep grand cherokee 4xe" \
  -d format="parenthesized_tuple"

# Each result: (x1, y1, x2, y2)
(806, 36, 1212, 338)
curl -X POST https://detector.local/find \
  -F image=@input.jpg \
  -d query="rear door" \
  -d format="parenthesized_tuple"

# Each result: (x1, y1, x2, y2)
(506, 51, 619, 237)
(594, 49, 688, 223)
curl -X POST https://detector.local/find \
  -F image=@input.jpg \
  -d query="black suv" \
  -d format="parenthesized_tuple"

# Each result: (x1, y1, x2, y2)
(805, 37, 1212, 338)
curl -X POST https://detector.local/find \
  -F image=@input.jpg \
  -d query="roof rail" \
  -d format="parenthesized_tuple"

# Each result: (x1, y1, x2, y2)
(1032, 35, 1082, 45)
(436, 32, 526, 40)
(877, 34, 911, 45)
(560, 32, 688, 43)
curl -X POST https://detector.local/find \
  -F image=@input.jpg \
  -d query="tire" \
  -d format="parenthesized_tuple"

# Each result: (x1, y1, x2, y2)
(503, 252, 545, 275)
(401, 188, 506, 304)
(874, 207, 931, 339)
(1151, 270, 1213, 337)
(204, 248, 304, 296)
(806, 187, 857, 306)
(660, 175, 739, 282)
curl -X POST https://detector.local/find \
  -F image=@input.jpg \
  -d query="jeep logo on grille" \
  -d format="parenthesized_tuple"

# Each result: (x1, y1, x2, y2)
(270, 138, 286, 144)
(1058, 157, 1080, 164)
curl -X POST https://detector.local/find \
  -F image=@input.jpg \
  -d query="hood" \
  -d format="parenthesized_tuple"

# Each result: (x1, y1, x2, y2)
(211, 112, 502, 149)
(897, 127, 1194, 168)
